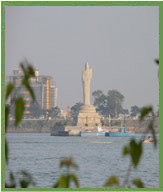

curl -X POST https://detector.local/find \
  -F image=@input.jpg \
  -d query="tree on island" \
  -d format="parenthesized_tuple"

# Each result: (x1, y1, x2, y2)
(48, 106, 61, 119)
(130, 105, 141, 117)
(92, 89, 125, 118)
(107, 89, 124, 117)
(70, 102, 83, 119)
(92, 90, 109, 117)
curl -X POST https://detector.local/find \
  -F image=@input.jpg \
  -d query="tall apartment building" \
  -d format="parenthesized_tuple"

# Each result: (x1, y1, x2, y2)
(7, 69, 58, 114)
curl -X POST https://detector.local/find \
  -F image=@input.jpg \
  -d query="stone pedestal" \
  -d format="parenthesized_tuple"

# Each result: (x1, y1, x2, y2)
(77, 105, 101, 127)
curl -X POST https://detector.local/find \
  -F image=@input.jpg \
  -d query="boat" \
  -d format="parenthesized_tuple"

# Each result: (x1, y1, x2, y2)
(143, 139, 154, 143)
(105, 114, 135, 137)
(105, 125, 135, 137)
(143, 136, 154, 143)
(80, 127, 105, 137)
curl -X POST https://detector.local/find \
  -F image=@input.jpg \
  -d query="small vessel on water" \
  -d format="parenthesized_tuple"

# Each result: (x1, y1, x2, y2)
(105, 125, 135, 137)
(143, 139, 154, 143)
(80, 127, 105, 137)
(105, 114, 135, 137)
(142, 136, 154, 143)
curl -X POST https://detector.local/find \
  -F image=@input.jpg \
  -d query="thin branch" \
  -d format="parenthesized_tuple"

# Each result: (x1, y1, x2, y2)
(122, 161, 132, 188)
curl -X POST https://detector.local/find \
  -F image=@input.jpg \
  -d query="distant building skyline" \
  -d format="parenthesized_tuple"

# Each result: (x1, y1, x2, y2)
(5, 6, 159, 111)
(7, 69, 58, 113)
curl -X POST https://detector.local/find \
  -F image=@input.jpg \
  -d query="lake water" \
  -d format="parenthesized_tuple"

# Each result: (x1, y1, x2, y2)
(5, 133, 159, 188)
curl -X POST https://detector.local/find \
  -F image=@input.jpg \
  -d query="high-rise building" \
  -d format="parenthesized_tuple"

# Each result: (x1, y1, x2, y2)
(7, 70, 58, 114)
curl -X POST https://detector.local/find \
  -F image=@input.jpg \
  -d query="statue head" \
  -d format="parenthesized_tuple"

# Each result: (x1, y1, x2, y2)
(85, 62, 89, 70)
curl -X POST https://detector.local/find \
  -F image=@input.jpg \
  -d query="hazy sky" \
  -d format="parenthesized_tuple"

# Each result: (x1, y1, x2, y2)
(5, 6, 159, 111)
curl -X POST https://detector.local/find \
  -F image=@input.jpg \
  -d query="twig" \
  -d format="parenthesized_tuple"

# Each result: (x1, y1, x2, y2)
(122, 161, 132, 188)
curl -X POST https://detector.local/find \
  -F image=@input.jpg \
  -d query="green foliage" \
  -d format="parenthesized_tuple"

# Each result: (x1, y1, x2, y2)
(133, 178, 144, 188)
(70, 102, 83, 118)
(54, 173, 79, 188)
(92, 89, 125, 117)
(20, 60, 36, 101)
(54, 157, 79, 188)
(5, 172, 16, 188)
(92, 90, 109, 117)
(105, 104, 157, 188)
(107, 89, 124, 117)
(123, 139, 142, 168)
(5, 60, 36, 188)
(18, 170, 36, 188)
(54, 175, 68, 188)
(130, 105, 141, 117)
(139, 106, 157, 148)
(139, 106, 152, 121)
(5, 105, 10, 131)
(15, 98, 25, 126)
(104, 176, 119, 187)
(5, 170, 36, 188)
(68, 173, 79, 187)
(148, 121, 157, 148)
(92, 89, 103, 98)
(60, 157, 78, 169)
(155, 59, 159, 65)
(6, 83, 14, 100)
(48, 106, 61, 118)
(5, 139, 8, 164)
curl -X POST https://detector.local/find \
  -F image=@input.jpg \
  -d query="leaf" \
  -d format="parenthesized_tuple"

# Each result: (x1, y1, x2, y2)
(133, 178, 144, 188)
(19, 170, 33, 181)
(27, 65, 35, 77)
(19, 170, 35, 187)
(129, 139, 142, 168)
(20, 61, 36, 101)
(148, 121, 157, 148)
(22, 78, 35, 101)
(139, 106, 152, 121)
(53, 175, 68, 188)
(9, 172, 15, 183)
(15, 98, 24, 126)
(122, 146, 129, 156)
(104, 176, 119, 187)
(20, 62, 26, 75)
(20, 180, 29, 188)
(155, 59, 159, 65)
(5, 105, 10, 131)
(53, 181, 59, 188)
(60, 157, 78, 170)
(5, 172, 16, 188)
(69, 173, 79, 188)
(6, 83, 14, 100)
(123, 139, 143, 168)
(5, 139, 8, 163)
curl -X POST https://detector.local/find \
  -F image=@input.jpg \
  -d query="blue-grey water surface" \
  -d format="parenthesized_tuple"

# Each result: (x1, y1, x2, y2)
(5, 133, 159, 188)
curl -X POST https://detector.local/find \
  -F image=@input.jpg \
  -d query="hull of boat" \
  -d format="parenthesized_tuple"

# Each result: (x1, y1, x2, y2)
(80, 131, 105, 137)
(106, 132, 135, 137)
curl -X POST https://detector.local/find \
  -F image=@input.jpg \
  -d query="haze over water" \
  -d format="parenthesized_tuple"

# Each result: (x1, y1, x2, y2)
(6, 133, 159, 188)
